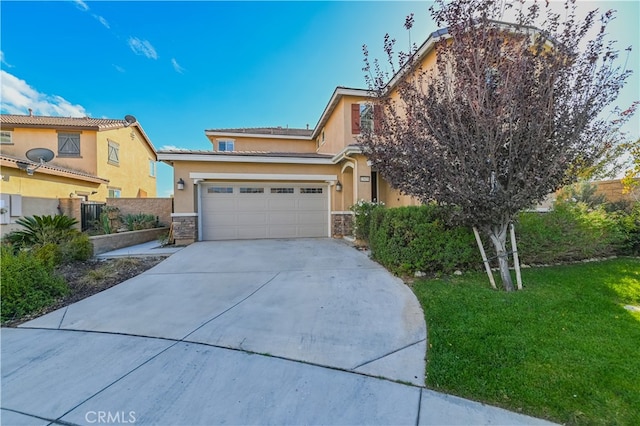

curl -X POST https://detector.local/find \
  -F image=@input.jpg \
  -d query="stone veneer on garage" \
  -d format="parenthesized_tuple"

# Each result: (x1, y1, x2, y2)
(172, 214, 198, 245)
(331, 212, 354, 238)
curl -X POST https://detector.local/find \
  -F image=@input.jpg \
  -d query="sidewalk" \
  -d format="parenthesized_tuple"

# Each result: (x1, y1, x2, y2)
(95, 240, 184, 259)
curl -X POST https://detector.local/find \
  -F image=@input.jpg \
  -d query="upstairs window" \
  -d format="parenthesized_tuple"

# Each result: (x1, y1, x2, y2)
(218, 140, 235, 152)
(149, 159, 156, 177)
(107, 140, 119, 165)
(351, 103, 378, 135)
(58, 132, 81, 157)
(360, 104, 374, 133)
(0, 131, 12, 144)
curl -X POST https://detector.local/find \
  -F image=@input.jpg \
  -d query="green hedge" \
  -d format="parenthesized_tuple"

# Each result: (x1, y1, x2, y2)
(364, 202, 639, 275)
(369, 205, 480, 274)
(1, 247, 68, 323)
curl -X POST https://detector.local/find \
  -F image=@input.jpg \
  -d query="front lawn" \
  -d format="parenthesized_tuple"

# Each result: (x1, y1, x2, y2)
(412, 258, 640, 425)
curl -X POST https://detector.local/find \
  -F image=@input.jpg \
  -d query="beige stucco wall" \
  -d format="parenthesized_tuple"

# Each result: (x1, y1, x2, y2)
(1, 125, 156, 201)
(1, 127, 98, 174)
(0, 167, 101, 199)
(171, 160, 348, 212)
(96, 127, 157, 199)
(0, 194, 61, 237)
(316, 95, 374, 156)
(206, 135, 316, 153)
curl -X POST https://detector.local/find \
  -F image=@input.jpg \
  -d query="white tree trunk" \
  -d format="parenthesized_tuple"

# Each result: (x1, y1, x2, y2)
(488, 221, 515, 292)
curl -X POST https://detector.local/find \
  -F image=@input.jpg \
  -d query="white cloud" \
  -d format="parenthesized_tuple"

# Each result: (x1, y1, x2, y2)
(94, 14, 110, 29)
(73, 0, 89, 12)
(171, 58, 186, 74)
(159, 145, 189, 151)
(112, 64, 126, 73)
(128, 37, 158, 60)
(0, 51, 13, 68)
(0, 70, 87, 117)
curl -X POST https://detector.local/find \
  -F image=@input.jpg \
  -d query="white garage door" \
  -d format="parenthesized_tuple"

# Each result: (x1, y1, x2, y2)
(201, 183, 329, 240)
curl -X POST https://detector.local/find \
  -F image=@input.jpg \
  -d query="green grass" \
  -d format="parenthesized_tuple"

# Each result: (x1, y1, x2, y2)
(413, 258, 640, 425)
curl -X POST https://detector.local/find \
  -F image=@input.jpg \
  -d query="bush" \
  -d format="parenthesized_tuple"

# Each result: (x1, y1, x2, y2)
(59, 233, 93, 262)
(369, 205, 480, 274)
(350, 200, 384, 241)
(124, 213, 158, 231)
(615, 202, 640, 255)
(1, 247, 68, 323)
(2, 214, 93, 266)
(515, 202, 622, 264)
(3, 215, 77, 246)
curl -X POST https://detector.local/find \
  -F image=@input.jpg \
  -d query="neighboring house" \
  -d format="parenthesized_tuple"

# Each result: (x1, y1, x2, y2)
(158, 28, 450, 244)
(0, 114, 157, 235)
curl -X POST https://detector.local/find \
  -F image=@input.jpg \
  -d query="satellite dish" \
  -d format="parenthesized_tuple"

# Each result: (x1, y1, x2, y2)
(26, 148, 54, 163)
(124, 114, 137, 125)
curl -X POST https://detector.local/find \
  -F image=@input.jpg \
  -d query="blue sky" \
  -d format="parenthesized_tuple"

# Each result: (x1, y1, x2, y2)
(1, 1, 638, 198)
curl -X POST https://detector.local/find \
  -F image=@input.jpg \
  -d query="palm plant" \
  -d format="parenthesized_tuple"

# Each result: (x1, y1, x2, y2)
(4, 215, 78, 246)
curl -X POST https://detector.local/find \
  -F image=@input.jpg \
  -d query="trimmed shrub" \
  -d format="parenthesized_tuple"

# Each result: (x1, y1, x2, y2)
(369, 205, 480, 274)
(1, 247, 68, 323)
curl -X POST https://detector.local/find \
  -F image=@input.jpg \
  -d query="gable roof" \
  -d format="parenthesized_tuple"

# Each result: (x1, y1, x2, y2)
(0, 114, 157, 157)
(1, 114, 129, 130)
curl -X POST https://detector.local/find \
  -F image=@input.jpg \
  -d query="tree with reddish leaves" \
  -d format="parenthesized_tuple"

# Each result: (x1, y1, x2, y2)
(361, 0, 637, 291)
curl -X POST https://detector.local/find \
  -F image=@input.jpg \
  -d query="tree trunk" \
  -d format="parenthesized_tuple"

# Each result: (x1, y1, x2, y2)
(488, 221, 515, 292)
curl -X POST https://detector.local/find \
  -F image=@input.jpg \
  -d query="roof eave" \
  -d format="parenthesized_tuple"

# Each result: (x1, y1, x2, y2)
(310, 87, 372, 139)
(0, 157, 109, 184)
(205, 131, 312, 141)
(156, 152, 333, 165)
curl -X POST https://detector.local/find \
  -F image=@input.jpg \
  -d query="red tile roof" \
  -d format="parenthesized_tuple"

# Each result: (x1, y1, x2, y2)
(0, 114, 128, 130)
(0, 153, 109, 184)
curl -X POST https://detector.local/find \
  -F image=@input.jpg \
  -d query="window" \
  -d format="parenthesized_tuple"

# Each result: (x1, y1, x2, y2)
(351, 103, 377, 135)
(218, 140, 235, 152)
(0, 131, 12, 144)
(107, 140, 119, 165)
(300, 188, 323, 194)
(239, 187, 264, 194)
(208, 187, 233, 194)
(108, 188, 121, 198)
(149, 160, 156, 177)
(270, 188, 294, 194)
(58, 132, 81, 156)
(360, 104, 374, 133)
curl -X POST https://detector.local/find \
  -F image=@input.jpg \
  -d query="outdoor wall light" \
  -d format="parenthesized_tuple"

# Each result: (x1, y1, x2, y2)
(177, 178, 185, 190)
(335, 181, 343, 192)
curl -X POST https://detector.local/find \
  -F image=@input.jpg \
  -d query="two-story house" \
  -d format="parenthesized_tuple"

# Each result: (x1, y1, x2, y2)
(0, 113, 157, 234)
(156, 27, 457, 245)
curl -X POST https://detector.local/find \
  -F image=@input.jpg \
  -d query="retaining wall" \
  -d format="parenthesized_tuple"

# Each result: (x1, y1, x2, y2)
(90, 227, 170, 255)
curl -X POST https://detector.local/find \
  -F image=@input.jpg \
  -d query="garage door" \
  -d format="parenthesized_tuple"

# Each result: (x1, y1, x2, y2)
(201, 183, 329, 240)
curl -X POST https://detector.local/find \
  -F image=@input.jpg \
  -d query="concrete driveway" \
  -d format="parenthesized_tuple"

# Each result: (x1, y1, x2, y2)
(2, 239, 554, 425)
